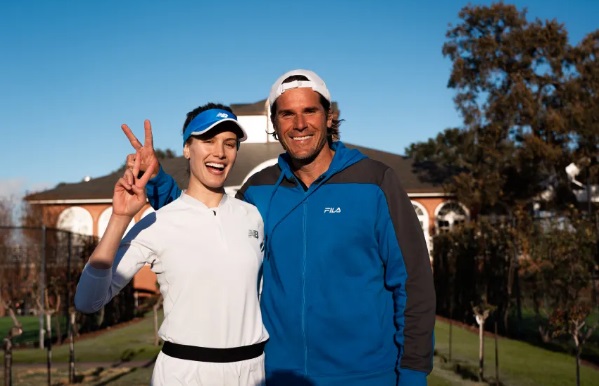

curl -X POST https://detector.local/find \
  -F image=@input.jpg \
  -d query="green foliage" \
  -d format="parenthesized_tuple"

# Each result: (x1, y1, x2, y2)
(522, 211, 596, 311)
(443, 3, 570, 210)
(418, 2, 598, 361)
(550, 304, 595, 343)
(567, 31, 599, 185)
(154, 148, 177, 160)
(433, 218, 517, 332)
(518, 209, 598, 349)
(408, 2, 598, 215)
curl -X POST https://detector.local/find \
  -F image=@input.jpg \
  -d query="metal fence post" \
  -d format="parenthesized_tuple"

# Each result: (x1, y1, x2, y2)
(39, 225, 46, 349)
(66, 232, 72, 327)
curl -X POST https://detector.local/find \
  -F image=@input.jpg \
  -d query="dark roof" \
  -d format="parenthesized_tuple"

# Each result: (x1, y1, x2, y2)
(231, 100, 267, 116)
(25, 171, 120, 201)
(25, 142, 444, 202)
(231, 99, 339, 116)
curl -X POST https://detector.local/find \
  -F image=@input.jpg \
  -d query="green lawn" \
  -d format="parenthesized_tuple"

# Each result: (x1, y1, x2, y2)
(435, 319, 599, 386)
(10, 315, 161, 364)
(1, 314, 161, 385)
(0, 364, 155, 386)
(0, 314, 67, 347)
(2, 314, 599, 385)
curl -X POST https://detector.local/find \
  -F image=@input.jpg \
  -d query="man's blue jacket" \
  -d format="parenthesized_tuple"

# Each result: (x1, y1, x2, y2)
(146, 141, 435, 386)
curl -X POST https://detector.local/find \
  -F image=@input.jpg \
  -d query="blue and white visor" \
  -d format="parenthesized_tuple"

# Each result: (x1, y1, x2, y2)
(182, 109, 247, 146)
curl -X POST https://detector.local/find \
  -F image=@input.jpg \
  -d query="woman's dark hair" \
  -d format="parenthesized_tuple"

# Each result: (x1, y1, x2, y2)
(182, 103, 234, 134)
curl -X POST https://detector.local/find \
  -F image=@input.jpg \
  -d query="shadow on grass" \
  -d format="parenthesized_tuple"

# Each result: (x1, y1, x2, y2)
(113, 347, 147, 367)
(435, 349, 505, 386)
(94, 367, 138, 386)
(93, 354, 157, 385)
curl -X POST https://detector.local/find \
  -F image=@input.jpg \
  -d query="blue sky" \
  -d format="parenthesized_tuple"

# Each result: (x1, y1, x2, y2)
(1, 0, 597, 199)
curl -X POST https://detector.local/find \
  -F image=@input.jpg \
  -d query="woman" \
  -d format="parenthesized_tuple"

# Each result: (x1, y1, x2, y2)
(74, 103, 268, 385)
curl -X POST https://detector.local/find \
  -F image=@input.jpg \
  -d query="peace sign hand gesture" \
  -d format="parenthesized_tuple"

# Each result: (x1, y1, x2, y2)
(122, 119, 160, 179)
(113, 152, 158, 218)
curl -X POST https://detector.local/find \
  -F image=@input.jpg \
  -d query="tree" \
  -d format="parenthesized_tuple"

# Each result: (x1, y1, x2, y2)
(565, 31, 599, 213)
(2, 299, 22, 386)
(472, 302, 496, 382)
(550, 304, 597, 386)
(155, 148, 177, 159)
(0, 197, 12, 227)
(520, 208, 597, 344)
(409, 2, 583, 214)
(0, 197, 12, 318)
(0, 196, 28, 319)
(34, 288, 61, 386)
(409, 0, 598, 330)
(406, 127, 508, 218)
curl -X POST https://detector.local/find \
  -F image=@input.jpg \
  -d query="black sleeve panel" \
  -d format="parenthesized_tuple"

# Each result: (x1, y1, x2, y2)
(327, 157, 387, 185)
(329, 158, 435, 372)
(236, 164, 283, 202)
(380, 167, 436, 373)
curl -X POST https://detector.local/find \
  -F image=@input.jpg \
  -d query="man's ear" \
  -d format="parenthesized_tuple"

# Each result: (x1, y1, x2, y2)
(326, 111, 333, 128)
(272, 120, 281, 137)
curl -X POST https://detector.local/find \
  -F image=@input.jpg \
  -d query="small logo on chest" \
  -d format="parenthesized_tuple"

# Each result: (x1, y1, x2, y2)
(248, 229, 259, 239)
(323, 207, 342, 214)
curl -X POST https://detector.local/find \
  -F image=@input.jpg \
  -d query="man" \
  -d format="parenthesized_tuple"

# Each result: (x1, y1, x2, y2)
(126, 70, 435, 385)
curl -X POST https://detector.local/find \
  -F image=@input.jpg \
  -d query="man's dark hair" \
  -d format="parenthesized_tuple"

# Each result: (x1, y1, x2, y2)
(269, 75, 342, 143)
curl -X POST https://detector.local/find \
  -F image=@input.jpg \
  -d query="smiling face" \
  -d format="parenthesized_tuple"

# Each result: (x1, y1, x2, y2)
(273, 87, 334, 165)
(184, 128, 239, 196)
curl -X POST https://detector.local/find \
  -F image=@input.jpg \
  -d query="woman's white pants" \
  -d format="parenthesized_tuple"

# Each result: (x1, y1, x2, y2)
(150, 352, 265, 385)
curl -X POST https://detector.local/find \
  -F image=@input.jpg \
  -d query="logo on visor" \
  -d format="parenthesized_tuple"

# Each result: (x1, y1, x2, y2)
(248, 230, 259, 239)
(216, 112, 229, 118)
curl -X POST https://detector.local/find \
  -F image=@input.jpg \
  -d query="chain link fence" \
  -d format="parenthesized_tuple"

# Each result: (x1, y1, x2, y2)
(0, 225, 136, 348)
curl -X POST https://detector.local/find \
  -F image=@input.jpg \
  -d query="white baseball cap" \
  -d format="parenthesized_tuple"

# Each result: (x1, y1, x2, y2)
(268, 69, 331, 108)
